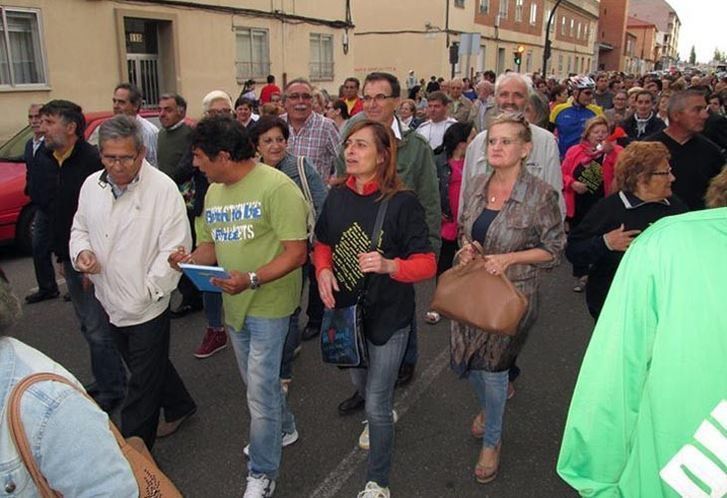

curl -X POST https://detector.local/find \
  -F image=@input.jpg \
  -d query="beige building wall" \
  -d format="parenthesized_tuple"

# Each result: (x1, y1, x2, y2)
(0, 0, 353, 141)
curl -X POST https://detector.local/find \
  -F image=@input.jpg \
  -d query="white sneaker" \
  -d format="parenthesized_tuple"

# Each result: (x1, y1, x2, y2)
(357, 481, 390, 498)
(358, 410, 398, 450)
(244, 429, 299, 458)
(243, 474, 276, 498)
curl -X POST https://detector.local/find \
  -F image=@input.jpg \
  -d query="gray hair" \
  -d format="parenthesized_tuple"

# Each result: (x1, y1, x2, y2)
(202, 90, 233, 113)
(667, 89, 708, 120)
(494, 72, 534, 97)
(98, 115, 144, 151)
(475, 80, 494, 94)
(283, 78, 313, 99)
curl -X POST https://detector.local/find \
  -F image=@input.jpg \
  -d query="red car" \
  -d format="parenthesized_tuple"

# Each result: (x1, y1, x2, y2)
(0, 111, 161, 253)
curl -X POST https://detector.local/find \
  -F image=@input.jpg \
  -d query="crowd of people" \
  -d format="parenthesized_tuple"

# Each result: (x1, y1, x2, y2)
(2, 63, 726, 498)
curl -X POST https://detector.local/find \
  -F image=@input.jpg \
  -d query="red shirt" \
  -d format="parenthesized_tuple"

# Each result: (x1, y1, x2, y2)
(260, 83, 281, 104)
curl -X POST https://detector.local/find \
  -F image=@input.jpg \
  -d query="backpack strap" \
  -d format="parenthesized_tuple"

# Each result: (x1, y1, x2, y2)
(296, 156, 316, 219)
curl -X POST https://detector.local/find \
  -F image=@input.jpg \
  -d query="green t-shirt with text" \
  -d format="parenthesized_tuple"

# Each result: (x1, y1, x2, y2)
(198, 164, 308, 329)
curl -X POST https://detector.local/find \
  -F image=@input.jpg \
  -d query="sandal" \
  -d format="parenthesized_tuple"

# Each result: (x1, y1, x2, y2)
(474, 442, 501, 484)
(470, 411, 485, 439)
(424, 310, 441, 324)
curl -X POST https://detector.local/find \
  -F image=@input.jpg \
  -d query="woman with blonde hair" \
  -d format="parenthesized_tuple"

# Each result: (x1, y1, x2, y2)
(561, 115, 623, 292)
(452, 113, 565, 484)
(706, 165, 727, 208)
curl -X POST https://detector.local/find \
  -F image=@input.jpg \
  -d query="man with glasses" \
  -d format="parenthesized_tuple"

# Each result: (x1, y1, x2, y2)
(342, 77, 364, 117)
(282, 79, 340, 343)
(39, 100, 126, 413)
(24, 103, 60, 304)
(70, 114, 196, 450)
(282, 78, 340, 183)
(334, 71, 441, 413)
(550, 75, 603, 158)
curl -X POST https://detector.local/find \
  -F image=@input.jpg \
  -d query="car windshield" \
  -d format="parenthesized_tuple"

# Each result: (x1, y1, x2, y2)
(0, 125, 32, 161)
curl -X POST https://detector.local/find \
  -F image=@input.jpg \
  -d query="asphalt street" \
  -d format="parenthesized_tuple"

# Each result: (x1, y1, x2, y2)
(1, 246, 591, 498)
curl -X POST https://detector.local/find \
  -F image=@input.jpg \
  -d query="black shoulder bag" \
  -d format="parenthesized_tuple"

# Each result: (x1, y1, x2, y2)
(319, 197, 389, 368)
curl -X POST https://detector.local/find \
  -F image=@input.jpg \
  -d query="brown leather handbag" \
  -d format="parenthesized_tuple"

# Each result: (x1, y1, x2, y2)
(431, 250, 528, 335)
(8, 372, 183, 498)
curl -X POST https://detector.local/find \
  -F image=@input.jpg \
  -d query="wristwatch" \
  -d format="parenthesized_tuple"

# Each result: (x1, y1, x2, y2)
(248, 272, 261, 290)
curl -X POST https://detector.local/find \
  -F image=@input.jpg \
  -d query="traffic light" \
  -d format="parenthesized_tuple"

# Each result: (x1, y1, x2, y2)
(513, 45, 525, 70)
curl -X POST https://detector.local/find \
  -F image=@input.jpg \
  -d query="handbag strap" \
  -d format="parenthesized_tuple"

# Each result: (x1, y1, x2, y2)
(296, 156, 315, 218)
(369, 197, 389, 252)
(7, 372, 128, 497)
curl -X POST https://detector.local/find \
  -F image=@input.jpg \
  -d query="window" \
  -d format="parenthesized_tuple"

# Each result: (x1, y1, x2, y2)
(558, 53, 563, 73)
(479, 0, 490, 14)
(454, 0, 465, 7)
(235, 27, 270, 81)
(560, 16, 566, 35)
(309, 33, 334, 80)
(499, 0, 509, 19)
(570, 19, 574, 37)
(515, 0, 523, 22)
(526, 50, 532, 71)
(0, 8, 47, 87)
(529, 3, 537, 25)
(577, 22, 581, 39)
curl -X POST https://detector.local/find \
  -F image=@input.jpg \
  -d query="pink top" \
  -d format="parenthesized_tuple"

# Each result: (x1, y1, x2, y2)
(442, 158, 464, 241)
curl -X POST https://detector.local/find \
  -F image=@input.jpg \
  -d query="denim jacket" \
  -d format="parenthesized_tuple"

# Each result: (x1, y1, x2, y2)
(0, 337, 137, 497)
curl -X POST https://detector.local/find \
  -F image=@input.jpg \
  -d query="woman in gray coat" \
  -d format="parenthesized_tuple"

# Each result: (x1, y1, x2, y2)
(451, 113, 565, 484)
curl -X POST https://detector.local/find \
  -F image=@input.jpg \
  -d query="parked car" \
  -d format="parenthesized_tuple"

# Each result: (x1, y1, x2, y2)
(0, 111, 161, 253)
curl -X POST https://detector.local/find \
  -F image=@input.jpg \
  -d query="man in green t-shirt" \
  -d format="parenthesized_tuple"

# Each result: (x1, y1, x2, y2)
(170, 116, 307, 498)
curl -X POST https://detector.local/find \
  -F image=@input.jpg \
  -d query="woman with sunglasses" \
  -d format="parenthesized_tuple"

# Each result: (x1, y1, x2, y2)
(566, 141, 687, 319)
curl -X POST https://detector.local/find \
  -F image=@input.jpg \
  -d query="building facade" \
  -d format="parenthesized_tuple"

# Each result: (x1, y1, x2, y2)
(626, 17, 657, 73)
(597, 0, 629, 71)
(628, 0, 681, 68)
(352, 0, 599, 88)
(0, 0, 354, 140)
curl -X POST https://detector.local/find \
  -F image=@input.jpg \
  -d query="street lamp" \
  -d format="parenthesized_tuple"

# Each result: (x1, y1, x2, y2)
(543, 0, 564, 76)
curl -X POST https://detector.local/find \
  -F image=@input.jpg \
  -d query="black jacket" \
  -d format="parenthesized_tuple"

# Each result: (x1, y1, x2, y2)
(618, 114, 666, 146)
(24, 139, 58, 211)
(566, 191, 687, 319)
(44, 140, 103, 261)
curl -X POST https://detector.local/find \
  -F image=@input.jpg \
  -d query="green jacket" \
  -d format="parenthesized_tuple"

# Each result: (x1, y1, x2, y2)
(336, 116, 442, 256)
(557, 208, 727, 497)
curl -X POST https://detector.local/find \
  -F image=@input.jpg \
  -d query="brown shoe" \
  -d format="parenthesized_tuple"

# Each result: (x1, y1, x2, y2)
(157, 408, 196, 438)
(475, 442, 501, 484)
(470, 411, 485, 439)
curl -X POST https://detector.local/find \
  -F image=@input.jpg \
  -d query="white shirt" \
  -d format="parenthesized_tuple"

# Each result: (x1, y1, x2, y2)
(459, 124, 566, 219)
(136, 115, 159, 167)
(416, 117, 458, 150)
(70, 161, 191, 326)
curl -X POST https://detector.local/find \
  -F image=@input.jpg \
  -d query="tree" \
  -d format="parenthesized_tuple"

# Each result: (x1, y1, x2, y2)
(689, 45, 696, 65)
(714, 47, 722, 62)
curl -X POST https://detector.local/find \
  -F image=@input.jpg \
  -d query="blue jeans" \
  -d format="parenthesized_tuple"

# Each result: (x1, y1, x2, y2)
(469, 369, 509, 448)
(31, 209, 58, 294)
(350, 327, 409, 487)
(63, 262, 125, 405)
(228, 315, 296, 480)
(203, 292, 223, 328)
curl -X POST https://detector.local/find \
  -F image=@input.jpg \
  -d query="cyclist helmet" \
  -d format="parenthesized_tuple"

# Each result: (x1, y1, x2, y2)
(568, 75, 596, 91)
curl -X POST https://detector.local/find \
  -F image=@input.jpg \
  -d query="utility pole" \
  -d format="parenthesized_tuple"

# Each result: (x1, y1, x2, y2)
(542, 0, 564, 76)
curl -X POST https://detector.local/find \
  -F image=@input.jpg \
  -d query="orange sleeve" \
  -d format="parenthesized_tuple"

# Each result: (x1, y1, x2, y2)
(390, 252, 437, 283)
(312, 242, 333, 278)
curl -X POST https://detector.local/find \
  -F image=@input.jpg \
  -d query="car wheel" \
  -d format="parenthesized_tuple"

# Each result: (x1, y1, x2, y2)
(15, 204, 37, 255)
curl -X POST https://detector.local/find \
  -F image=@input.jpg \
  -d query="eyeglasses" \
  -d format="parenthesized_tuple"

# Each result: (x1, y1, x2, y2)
(362, 94, 395, 105)
(101, 154, 138, 166)
(286, 93, 313, 101)
(651, 168, 673, 176)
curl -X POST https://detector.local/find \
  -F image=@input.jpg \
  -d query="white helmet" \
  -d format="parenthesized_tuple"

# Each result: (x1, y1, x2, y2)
(568, 75, 596, 91)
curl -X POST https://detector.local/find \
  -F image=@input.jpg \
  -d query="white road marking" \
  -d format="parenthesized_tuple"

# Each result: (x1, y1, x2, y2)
(308, 346, 450, 498)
